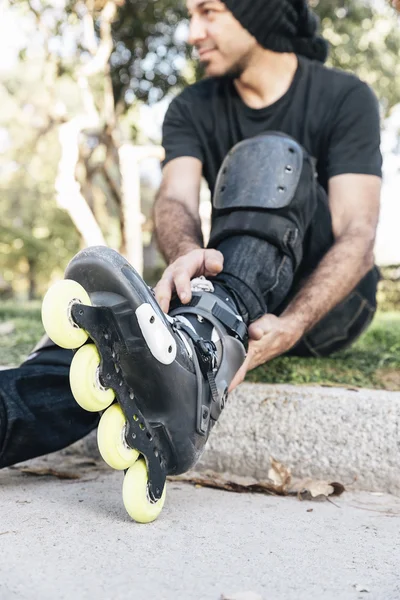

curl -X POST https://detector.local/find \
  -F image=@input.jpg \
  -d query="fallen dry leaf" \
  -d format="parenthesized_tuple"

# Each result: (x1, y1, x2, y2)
(289, 478, 343, 499)
(17, 467, 81, 480)
(169, 458, 345, 502)
(169, 472, 344, 501)
(168, 471, 281, 496)
(268, 457, 291, 489)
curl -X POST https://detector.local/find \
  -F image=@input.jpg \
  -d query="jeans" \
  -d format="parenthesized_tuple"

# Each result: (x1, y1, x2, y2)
(0, 182, 379, 468)
(0, 362, 98, 469)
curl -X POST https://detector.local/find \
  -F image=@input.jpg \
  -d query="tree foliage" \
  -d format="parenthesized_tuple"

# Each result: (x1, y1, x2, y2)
(313, 0, 400, 112)
(0, 117, 80, 298)
(1, 0, 400, 298)
(108, 0, 400, 112)
(9, 0, 400, 111)
(111, 0, 188, 106)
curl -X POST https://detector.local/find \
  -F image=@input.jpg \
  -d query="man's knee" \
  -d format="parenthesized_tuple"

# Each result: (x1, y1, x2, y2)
(208, 132, 318, 270)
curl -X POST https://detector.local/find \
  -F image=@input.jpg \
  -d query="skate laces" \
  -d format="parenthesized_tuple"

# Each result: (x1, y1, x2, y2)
(190, 277, 214, 293)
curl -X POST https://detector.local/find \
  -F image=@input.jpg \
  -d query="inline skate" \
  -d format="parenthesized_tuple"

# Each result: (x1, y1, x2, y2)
(41, 246, 247, 523)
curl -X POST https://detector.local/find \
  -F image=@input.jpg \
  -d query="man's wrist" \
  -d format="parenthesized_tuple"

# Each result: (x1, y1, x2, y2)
(279, 311, 307, 342)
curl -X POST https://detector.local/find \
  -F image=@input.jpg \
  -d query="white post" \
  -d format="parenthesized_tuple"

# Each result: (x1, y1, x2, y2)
(118, 144, 165, 275)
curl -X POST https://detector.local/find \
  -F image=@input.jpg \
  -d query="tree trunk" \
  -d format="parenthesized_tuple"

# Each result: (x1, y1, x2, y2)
(55, 120, 107, 248)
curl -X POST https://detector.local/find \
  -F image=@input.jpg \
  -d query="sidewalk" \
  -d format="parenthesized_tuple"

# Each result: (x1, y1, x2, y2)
(1, 379, 400, 599)
(1, 453, 400, 600)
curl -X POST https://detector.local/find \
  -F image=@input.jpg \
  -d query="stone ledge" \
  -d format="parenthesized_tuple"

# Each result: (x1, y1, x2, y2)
(66, 383, 400, 495)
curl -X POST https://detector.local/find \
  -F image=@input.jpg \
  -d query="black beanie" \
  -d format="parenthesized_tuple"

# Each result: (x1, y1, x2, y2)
(222, 0, 329, 63)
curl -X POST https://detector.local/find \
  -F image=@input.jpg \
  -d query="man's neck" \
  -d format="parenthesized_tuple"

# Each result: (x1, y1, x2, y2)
(234, 50, 299, 109)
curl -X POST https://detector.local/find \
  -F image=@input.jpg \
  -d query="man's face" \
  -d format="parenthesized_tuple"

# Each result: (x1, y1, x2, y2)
(186, 0, 257, 78)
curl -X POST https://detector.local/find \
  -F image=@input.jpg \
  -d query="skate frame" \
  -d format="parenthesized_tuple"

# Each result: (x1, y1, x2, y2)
(71, 303, 166, 502)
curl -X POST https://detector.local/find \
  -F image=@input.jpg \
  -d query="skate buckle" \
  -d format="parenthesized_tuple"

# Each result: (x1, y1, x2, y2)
(172, 321, 217, 376)
(193, 339, 225, 421)
(195, 339, 218, 378)
(173, 320, 222, 430)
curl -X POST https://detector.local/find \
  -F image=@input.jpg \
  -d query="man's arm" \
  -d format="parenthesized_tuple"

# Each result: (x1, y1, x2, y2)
(281, 173, 381, 333)
(280, 80, 381, 334)
(153, 156, 224, 312)
(154, 157, 204, 263)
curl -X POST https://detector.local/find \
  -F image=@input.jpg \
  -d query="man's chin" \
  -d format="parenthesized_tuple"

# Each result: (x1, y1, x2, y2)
(201, 58, 242, 79)
(202, 61, 227, 78)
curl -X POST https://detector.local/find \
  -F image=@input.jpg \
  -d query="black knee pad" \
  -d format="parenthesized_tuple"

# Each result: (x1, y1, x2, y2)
(208, 132, 318, 269)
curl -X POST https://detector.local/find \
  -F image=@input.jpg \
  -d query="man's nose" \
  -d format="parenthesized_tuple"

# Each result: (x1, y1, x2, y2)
(188, 15, 207, 46)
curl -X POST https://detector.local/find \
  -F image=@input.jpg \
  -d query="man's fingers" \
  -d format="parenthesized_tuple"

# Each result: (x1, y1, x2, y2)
(174, 269, 192, 304)
(155, 268, 192, 312)
(155, 248, 224, 314)
(249, 325, 264, 341)
(248, 314, 278, 340)
(204, 249, 224, 276)
(154, 275, 173, 313)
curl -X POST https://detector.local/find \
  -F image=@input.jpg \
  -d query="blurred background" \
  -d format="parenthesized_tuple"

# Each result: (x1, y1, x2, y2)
(0, 0, 399, 386)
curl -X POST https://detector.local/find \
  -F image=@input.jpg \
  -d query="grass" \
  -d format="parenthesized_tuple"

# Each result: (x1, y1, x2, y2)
(0, 301, 44, 367)
(0, 301, 399, 391)
(248, 311, 400, 391)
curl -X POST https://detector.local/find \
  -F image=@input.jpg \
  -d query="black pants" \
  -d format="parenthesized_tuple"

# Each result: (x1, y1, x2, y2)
(0, 182, 379, 468)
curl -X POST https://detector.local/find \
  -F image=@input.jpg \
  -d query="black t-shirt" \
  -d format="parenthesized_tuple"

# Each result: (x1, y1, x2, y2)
(162, 55, 382, 194)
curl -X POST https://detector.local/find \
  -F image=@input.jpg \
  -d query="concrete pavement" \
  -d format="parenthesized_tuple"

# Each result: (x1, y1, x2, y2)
(1, 452, 400, 600)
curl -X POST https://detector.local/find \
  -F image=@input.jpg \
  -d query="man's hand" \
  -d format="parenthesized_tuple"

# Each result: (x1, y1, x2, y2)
(229, 314, 303, 391)
(155, 248, 224, 313)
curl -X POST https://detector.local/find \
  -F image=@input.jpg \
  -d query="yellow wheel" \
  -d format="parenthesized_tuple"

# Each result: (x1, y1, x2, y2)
(42, 279, 91, 349)
(97, 404, 139, 470)
(123, 459, 166, 524)
(70, 344, 115, 412)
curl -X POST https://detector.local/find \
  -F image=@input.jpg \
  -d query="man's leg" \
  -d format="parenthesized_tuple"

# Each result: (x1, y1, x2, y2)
(210, 234, 295, 323)
(208, 133, 318, 324)
(0, 337, 99, 468)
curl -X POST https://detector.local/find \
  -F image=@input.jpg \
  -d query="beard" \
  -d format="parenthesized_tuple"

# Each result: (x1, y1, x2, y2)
(225, 46, 254, 79)
(201, 56, 246, 80)
(224, 59, 246, 80)
(201, 49, 252, 80)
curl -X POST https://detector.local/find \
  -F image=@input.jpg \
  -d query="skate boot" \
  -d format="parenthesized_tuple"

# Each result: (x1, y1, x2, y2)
(41, 246, 247, 523)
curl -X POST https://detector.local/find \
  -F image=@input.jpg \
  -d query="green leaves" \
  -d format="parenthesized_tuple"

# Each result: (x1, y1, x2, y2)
(111, 0, 188, 106)
(313, 0, 400, 112)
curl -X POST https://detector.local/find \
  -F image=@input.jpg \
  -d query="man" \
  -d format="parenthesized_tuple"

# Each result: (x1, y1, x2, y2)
(0, 0, 381, 468)
(153, 0, 381, 389)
